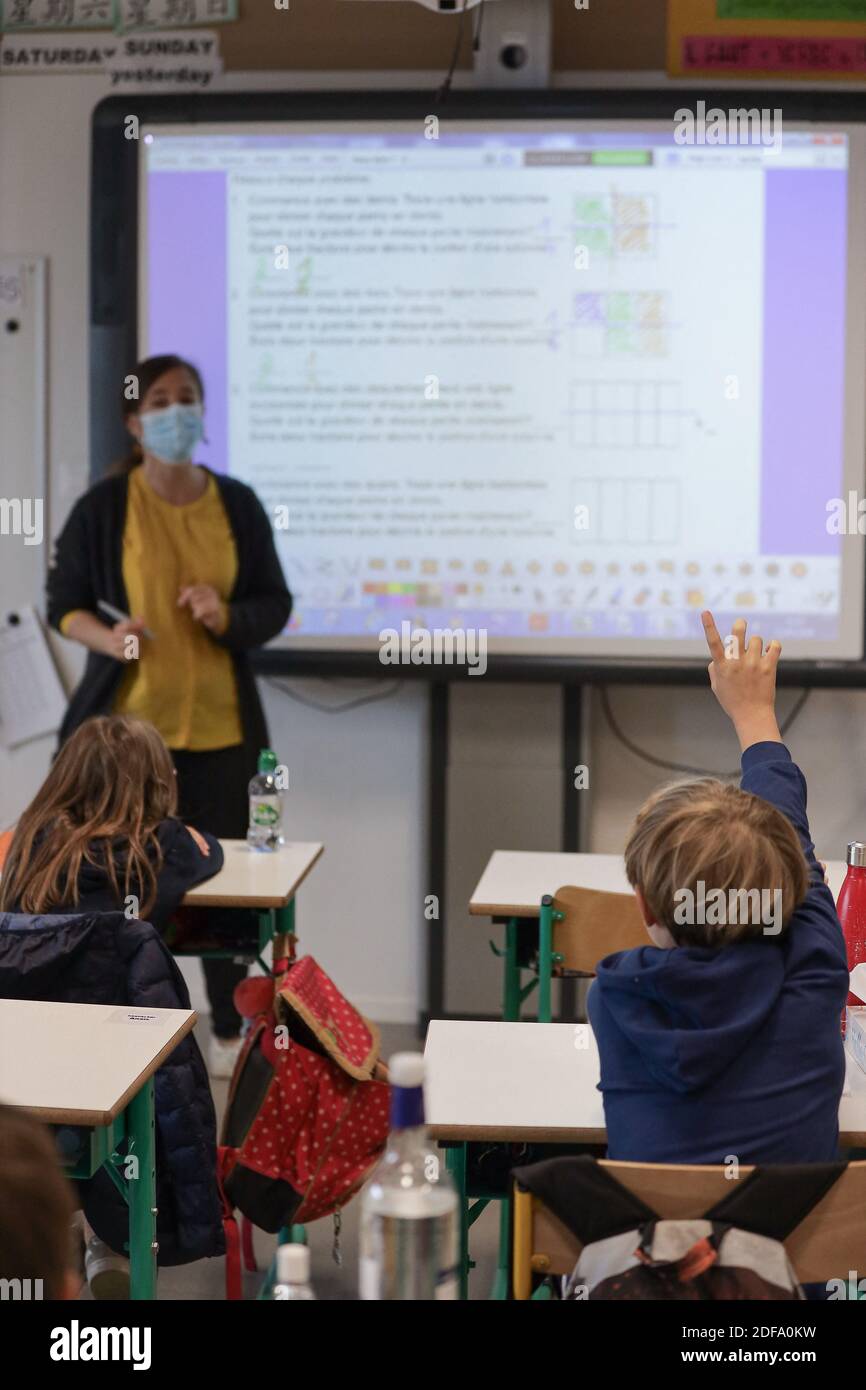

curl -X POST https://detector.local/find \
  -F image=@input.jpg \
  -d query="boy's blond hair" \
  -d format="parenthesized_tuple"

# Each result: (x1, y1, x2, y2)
(624, 778, 809, 947)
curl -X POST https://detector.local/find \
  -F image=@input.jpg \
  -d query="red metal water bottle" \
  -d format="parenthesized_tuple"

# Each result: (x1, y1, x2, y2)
(836, 842, 866, 1036)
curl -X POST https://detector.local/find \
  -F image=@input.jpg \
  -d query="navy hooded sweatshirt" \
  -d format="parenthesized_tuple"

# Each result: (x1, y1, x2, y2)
(587, 741, 849, 1165)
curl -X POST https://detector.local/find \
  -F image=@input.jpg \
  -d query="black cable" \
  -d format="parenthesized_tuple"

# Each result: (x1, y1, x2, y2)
(265, 676, 402, 715)
(436, 0, 471, 105)
(473, 0, 486, 53)
(598, 684, 812, 779)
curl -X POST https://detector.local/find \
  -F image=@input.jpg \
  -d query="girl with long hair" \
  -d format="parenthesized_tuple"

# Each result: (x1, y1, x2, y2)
(0, 714, 221, 927)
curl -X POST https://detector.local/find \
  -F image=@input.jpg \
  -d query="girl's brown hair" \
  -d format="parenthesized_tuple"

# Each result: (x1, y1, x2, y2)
(0, 715, 177, 919)
(117, 353, 205, 473)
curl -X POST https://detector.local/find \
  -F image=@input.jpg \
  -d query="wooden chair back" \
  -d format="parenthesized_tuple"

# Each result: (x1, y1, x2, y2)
(552, 884, 646, 975)
(513, 1158, 866, 1298)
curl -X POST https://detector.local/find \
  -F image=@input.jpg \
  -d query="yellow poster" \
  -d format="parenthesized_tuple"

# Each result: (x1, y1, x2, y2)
(668, 0, 866, 78)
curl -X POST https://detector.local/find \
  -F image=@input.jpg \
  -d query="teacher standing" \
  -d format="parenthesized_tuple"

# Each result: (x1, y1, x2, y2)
(47, 354, 292, 1076)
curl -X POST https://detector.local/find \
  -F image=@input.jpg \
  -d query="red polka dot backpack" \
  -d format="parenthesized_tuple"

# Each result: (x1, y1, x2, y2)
(217, 956, 390, 1295)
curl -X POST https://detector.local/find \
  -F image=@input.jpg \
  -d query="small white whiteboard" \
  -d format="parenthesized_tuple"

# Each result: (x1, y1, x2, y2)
(0, 606, 66, 749)
(0, 257, 48, 615)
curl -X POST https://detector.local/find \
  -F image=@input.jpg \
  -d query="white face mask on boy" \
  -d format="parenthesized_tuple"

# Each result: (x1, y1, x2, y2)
(647, 923, 678, 950)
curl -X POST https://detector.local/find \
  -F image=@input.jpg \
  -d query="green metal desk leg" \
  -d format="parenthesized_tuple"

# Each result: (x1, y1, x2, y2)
(538, 896, 554, 1024)
(275, 898, 295, 943)
(503, 918, 521, 1021)
(275, 1224, 306, 1245)
(127, 1077, 157, 1301)
(489, 1197, 510, 1300)
(445, 1144, 470, 1300)
(497, 917, 522, 1296)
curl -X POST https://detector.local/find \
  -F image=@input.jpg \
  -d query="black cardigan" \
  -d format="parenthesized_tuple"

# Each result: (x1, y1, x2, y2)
(46, 468, 292, 769)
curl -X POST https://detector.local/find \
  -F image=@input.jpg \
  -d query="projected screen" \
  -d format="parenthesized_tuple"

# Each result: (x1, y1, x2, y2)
(138, 119, 866, 662)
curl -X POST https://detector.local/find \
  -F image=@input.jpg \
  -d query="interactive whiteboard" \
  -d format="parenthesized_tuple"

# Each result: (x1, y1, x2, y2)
(135, 113, 866, 663)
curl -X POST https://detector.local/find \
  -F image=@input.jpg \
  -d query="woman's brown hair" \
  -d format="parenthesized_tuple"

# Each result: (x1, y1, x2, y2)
(117, 353, 205, 473)
(0, 715, 177, 919)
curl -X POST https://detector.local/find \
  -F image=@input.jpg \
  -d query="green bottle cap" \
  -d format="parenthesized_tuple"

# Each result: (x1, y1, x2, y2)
(258, 749, 277, 774)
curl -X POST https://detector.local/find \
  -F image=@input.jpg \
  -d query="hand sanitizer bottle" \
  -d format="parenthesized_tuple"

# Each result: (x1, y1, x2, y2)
(272, 1243, 315, 1300)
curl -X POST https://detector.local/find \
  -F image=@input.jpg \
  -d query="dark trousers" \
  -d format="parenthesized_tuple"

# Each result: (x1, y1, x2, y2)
(172, 744, 254, 1039)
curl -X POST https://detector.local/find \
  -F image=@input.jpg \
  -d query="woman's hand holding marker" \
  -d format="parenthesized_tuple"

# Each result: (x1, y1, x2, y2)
(701, 609, 783, 753)
(103, 616, 148, 662)
(177, 584, 227, 636)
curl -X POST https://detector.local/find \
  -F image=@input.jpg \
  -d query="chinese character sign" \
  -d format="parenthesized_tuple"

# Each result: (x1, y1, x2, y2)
(116, 0, 236, 30)
(0, 0, 113, 25)
(0, 0, 237, 28)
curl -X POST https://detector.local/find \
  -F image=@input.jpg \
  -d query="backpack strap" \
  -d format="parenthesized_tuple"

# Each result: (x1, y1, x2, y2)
(512, 1154, 658, 1244)
(216, 1146, 242, 1301)
(703, 1162, 847, 1242)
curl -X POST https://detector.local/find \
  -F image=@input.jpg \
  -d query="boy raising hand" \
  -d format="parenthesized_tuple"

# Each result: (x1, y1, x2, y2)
(586, 611, 849, 1165)
(702, 611, 783, 752)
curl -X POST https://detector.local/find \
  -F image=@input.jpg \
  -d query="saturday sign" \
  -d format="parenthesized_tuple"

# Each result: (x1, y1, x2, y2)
(0, 26, 222, 81)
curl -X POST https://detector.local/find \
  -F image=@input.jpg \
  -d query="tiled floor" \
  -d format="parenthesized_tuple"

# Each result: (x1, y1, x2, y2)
(82, 1018, 500, 1302)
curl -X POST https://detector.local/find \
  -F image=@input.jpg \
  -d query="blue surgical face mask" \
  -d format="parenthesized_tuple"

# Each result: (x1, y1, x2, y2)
(139, 402, 204, 465)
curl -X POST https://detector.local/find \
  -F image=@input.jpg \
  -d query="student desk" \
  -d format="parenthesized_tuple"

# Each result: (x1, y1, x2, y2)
(425, 1018, 866, 1299)
(470, 850, 849, 1022)
(174, 839, 324, 974)
(0, 997, 196, 1300)
(0, 840, 326, 972)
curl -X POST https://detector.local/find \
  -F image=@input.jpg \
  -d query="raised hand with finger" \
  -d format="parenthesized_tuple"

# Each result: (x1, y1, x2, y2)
(701, 609, 783, 752)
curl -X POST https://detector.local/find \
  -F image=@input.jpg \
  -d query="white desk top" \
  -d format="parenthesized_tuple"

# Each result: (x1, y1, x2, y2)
(425, 1020, 606, 1143)
(469, 850, 848, 919)
(182, 839, 324, 908)
(424, 1019, 866, 1146)
(0, 998, 195, 1126)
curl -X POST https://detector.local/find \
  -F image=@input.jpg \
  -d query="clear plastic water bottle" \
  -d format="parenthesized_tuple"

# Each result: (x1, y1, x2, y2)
(247, 748, 283, 851)
(359, 1052, 459, 1300)
(272, 1243, 315, 1300)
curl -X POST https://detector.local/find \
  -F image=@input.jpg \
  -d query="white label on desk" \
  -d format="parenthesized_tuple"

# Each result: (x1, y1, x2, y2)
(107, 1009, 162, 1026)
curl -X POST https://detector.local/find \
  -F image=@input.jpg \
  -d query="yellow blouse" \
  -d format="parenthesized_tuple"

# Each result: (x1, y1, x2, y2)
(112, 468, 243, 750)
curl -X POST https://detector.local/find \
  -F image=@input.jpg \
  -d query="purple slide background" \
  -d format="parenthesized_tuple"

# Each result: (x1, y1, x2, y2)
(147, 171, 228, 474)
(145, 158, 850, 553)
(760, 170, 847, 556)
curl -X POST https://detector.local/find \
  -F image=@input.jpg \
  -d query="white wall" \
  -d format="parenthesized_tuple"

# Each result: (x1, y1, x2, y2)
(586, 683, 866, 863)
(0, 75, 103, 831)
(2, 69, 865, 1028)
(259, 677, 426, 1021)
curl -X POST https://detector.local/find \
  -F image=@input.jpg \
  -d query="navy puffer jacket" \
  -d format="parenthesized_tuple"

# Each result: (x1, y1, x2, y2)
(0, 909, 224, 1265)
